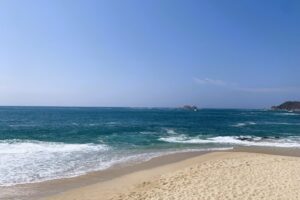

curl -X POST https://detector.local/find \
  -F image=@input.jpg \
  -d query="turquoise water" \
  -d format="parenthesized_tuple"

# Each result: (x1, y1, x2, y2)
(0, 107, 299, 186)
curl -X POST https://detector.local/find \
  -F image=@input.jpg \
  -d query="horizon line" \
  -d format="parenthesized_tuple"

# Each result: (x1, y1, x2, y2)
(0, 105, 271, 110)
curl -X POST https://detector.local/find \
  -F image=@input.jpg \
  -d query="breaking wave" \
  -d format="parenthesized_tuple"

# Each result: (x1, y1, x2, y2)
(159, 135, 300, 148)
(0, 140, 111, 186)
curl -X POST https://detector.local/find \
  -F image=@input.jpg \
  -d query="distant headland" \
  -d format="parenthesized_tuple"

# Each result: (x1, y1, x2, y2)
(271, 101, 300, 112)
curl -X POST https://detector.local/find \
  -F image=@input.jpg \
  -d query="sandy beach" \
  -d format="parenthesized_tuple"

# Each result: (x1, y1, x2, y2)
(1, 0, 299, 199)
(40, 150, 300, 200)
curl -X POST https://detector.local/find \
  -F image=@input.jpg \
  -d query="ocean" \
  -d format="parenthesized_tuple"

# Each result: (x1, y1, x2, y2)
(0, 106, 299, 186)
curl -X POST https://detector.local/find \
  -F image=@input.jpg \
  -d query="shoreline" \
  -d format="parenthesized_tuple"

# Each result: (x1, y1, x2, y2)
(2, 147, 300, 200)
(0, 149, 215, 200)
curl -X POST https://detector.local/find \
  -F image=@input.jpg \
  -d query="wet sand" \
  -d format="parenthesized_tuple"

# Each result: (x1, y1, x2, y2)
(2, 147, 300, 200)
(0, 150, 210, 200)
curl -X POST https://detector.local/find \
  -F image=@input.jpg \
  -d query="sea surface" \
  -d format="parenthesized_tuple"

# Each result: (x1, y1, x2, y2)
(0, 107, 300, 186)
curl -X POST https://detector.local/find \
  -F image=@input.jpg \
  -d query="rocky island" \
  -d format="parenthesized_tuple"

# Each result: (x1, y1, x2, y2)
(182, 105, 198, 111)
(271, 101, 300, 112)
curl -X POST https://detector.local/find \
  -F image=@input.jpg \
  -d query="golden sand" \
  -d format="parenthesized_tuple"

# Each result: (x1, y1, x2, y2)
(44, 152, 300, 200)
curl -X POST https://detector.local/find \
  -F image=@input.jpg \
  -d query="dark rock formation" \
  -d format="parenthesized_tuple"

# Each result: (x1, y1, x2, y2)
(271, 101, 300, 112)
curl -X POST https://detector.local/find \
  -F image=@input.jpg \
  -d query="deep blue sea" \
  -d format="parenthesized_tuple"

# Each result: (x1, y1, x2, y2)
(0, 107, 300, 186)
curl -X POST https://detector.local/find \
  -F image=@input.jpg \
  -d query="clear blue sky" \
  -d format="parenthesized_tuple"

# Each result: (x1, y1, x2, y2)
(0, 0, 299, 108)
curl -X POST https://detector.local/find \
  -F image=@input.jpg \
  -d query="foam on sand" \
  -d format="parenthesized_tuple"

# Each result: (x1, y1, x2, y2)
(0, 140, 231, 186)
(0, 140, 111, 186)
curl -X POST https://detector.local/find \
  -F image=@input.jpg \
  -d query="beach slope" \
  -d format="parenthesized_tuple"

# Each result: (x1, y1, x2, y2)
(44, 152, 300, 200)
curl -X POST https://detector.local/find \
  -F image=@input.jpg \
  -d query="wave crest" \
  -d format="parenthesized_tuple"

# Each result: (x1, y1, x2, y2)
(0, 140, 109, 154)
(159, 135, 300, 148)
(231, 122, 256, 127)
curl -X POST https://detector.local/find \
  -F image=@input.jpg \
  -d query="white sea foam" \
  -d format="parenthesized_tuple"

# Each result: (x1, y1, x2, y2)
(263, 122, 300, 126)
(163, 128, 179, 135)
(159, 135, 209, 144)
(9, 124, 38, 128)
(0, 140, 110, 186)
(232, 122, 256, 127)
(106, 121, 119, 126)
(275, 112, 300, 116)
(159, 135, 300, 148)
(0, 140, 108, 154)
(232, 121, 300, 127)
(0, 139, 232, 186)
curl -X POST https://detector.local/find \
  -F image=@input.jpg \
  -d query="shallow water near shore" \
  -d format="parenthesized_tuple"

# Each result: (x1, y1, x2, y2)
(0, 107, 300, 187)
(0, 150, 212, 200)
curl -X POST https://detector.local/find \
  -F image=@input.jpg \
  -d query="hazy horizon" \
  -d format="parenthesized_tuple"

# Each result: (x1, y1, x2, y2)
(0, 102, 293, 109)
(0, 0, 299, 108)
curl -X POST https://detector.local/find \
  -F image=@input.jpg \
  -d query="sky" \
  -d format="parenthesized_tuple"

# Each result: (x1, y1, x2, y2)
(0, 0, 299, 108)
